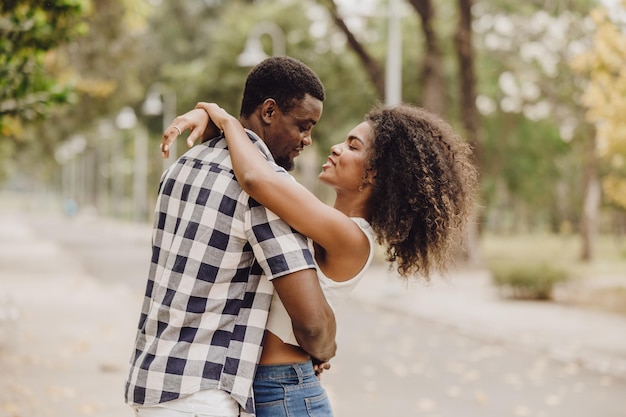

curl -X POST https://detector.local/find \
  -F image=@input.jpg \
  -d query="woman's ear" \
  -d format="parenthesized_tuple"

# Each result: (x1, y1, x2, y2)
(261, 99, 277, 124)
(361, 168, 376, 190)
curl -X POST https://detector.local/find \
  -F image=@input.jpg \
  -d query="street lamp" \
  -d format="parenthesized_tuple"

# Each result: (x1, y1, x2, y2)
(132, 127, 149, 222)
(237, 21, 287, 67)
(116, 106, 149, 222)
(97, 118, 114, 216)
(54, 135, 86, 217)
(116, 106, 137, 130)
(114, 106, 137, 219)
(69, 135, 87, 212)
(142, 84, 177, 171)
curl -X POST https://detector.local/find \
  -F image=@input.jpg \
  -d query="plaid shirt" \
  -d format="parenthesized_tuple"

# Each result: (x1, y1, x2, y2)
(125, 131, 315, 416)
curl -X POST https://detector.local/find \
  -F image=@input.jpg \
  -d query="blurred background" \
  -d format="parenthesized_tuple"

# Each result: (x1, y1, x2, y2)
(1, 0, 626, 416)
(3, 0, 626, 273)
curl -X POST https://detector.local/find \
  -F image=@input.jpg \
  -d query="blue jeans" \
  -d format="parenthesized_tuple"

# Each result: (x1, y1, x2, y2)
(253, 361, 334, 417)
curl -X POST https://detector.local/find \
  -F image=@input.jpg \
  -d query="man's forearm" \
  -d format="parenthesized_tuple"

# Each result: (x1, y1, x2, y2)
(272, 269, 337, 362)
(293, 312, 337, 363)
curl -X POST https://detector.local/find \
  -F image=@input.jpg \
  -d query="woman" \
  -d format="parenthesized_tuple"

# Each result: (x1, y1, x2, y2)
(164, 102, 478, 416)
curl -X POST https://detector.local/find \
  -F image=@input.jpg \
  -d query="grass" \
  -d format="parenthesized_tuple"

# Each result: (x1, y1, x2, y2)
(489, 262, 570, 300)
(480, 233, 626, 313)
(480, 233, 626, 278)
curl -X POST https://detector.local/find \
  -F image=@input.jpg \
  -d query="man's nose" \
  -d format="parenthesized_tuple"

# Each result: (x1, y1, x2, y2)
(302, 133, 312, 147)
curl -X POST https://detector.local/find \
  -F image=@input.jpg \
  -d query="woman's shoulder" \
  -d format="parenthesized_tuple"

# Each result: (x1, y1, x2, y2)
(350, 217, 373, 238)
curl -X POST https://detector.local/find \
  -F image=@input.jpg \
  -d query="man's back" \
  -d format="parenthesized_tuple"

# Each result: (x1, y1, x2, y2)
(126, 135, 315, 413)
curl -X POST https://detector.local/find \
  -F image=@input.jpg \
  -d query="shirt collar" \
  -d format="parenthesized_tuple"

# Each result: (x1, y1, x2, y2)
(244, 128, 276, 164)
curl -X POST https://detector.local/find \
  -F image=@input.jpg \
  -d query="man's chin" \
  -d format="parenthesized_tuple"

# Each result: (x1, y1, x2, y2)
(276, 157, 295, 171)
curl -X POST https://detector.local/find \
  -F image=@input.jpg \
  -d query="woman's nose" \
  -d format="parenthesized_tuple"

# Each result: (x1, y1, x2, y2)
(330, 143, 341, 155)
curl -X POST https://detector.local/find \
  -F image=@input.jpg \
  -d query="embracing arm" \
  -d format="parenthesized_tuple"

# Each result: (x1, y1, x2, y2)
(160, 108, 221, 158)
(272, 268, 337, 362)
(195, 102, 367, 263)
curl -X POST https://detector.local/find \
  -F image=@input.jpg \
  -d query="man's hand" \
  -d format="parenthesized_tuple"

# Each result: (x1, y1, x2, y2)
(161, 108, 220, 159)
(313, 360, 331, 380)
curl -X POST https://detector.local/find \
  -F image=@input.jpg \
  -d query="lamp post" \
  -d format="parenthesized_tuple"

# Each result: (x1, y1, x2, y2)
(115, 106, 149, 222)
(114, 106, 137, 219)
(69, 135, 87, 209)
(54, 145, 71, 211)
(132, 127, 149, 222)
(54, 135, 86, 217)
(237, 21, 287, 67)
(142, 84, 177, 171)
(97, 118, 114, 216)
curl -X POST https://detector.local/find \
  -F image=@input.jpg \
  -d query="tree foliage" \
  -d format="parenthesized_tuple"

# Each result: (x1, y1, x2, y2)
(472, 1, 596, 232)
(571, 4, 626, 210)
(1, 0, 158, 187)
(0, 0, 87, 134)
(4, 0, 622, 243)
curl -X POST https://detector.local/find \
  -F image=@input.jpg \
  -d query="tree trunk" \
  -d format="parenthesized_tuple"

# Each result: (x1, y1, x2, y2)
(454, 0, 479, 156)
(407, 0, 447, 115)
(319, 0, 385, 99)
(454, 0, 482, 267)
(580, 135, 601, 261)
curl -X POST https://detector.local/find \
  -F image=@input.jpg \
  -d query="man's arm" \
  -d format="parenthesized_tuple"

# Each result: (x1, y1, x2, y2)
(271, 269, 337, 363)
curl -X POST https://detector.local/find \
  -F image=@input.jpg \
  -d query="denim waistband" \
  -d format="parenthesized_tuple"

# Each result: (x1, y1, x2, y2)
(254, 361, 315, 381)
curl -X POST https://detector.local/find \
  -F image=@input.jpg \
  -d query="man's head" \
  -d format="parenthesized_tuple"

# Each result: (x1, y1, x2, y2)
(240, 56, 325, 171)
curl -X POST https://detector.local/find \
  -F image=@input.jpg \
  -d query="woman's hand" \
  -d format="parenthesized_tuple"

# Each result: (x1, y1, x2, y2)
(194, 102, 238, 131)
(161, 108, 220, 159)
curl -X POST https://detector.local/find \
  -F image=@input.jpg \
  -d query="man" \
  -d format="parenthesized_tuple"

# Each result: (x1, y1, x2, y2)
(126, 57, 336, 417)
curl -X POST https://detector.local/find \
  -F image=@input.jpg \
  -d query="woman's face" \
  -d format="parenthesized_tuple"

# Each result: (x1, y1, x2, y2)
(319, 121, 373, 192)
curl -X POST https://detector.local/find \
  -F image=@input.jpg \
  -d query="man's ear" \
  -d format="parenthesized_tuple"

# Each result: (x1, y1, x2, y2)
(261, 98, 277, 124)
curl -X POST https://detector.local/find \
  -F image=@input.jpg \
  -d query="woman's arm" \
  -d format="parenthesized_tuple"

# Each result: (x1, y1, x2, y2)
(160, 108, 220, 158)
(196, 102, 369, 277)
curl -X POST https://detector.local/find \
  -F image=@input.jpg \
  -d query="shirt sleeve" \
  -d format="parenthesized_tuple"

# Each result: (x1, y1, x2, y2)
(244, 196, 316, 281)
(240, 133, 316, 280)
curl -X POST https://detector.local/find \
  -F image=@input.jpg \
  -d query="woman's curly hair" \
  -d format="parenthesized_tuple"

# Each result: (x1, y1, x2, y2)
(364, 104, 478, 279)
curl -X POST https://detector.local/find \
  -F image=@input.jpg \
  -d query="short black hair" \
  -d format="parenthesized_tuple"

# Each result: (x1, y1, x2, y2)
(240, 56, 325, 117)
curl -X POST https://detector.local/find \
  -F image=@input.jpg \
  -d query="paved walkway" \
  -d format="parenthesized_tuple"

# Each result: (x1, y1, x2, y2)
(352, 264, 626, 379)
(1, 211, 625, 417)
(0, 213, 141, 417)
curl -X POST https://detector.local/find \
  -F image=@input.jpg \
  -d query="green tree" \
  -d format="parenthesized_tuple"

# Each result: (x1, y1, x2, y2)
(144, 0, 381, 155)
(0, 0, 87, 127)
(0, 0, 87, 180)
(571, 5, 626, 211)
(472, 2, 596, 240)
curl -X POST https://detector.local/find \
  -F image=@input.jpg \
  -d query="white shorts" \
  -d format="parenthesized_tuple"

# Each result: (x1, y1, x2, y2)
(133, 389, 239, 417)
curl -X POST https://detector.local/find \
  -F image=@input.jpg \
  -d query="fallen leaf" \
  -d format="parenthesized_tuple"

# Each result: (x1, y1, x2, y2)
(1, 401, 21, 415)
(446, 385, 461, 398)
(416, 397, 436, 412)
(78, 403, 99, 414)
(47, 385, 77, 399)
(474, 390, 488, 406)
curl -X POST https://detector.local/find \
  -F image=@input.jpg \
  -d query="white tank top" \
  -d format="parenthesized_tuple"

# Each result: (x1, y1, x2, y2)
(264, 217, 375, 345)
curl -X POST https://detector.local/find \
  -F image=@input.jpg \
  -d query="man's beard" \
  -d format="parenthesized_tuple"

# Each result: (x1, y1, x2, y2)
(275, 156, 294, 172)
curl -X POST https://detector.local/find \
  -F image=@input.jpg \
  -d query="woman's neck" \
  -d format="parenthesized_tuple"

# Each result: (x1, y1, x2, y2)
(333, 192, 370, 220)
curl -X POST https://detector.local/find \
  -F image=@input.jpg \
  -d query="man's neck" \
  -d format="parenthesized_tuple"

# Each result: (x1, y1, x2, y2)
(239, 115, 264, 141)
